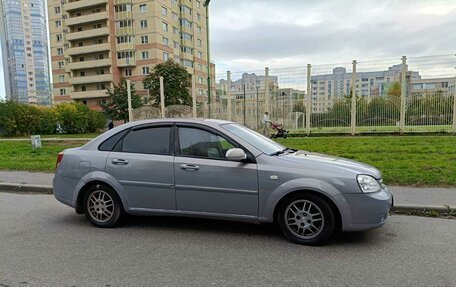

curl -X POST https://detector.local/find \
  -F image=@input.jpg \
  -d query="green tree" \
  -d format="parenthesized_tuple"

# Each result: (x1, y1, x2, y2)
(100, 78, 143, 123)
(387, 81, 401, 98)
(142, 59, 192, 106)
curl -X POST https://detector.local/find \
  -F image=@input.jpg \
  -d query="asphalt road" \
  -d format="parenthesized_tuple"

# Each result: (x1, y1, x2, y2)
(1, 193, 455, 287)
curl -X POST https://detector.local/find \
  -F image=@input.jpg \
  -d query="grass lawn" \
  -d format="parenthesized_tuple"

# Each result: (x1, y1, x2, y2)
(0, 136, 455, 187)
(276, 136, 456, 187)
(0, 141, 86, 172)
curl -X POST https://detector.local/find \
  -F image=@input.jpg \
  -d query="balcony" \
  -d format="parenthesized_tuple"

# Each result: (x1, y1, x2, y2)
(65, 11, 109, 26)
(65, 0, 108, 11)
(66, 27, 109, 41)
(67, 43, 110, 55)
(115, 11, 132, 20)
(117, 57, 136, 67)
(116, 27, 133, 35)
(114, 0, 131, 4)
(181, 39, 193, 47)
(116, 42, 134, 51)
(180, 25, 193, 34)
(69, 73, 112, 85)
(66, 59, 111, 71)
(71, 90, 107, 99)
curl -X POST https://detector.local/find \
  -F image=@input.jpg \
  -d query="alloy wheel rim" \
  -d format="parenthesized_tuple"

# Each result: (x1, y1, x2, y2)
(284, 199, 325, 240)
(87, 190, 114, 223)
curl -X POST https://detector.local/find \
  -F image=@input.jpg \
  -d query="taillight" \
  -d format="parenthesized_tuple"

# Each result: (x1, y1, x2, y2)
(56, 152, 64, 169)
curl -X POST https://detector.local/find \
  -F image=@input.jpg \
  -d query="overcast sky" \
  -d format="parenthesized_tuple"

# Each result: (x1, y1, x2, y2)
(1, 0, 455, 99)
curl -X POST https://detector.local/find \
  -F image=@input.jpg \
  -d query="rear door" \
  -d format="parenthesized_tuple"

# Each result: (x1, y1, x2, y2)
(106, 124, 175, 210)
(173, 124, 259, 217)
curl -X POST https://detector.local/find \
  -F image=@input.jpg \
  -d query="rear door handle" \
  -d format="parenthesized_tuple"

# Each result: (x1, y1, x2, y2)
(180, 164, 199, 171)
(112, 159, 129, 165)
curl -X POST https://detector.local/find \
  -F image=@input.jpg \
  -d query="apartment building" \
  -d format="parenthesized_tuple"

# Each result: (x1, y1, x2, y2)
(1, 0, 51, 105)
(311, 64, 421, 112)
(410, 77, 455, 97)
(49, 0, 213, 109)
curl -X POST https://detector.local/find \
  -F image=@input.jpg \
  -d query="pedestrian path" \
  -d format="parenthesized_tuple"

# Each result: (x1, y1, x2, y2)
(0, 170, 455, 208)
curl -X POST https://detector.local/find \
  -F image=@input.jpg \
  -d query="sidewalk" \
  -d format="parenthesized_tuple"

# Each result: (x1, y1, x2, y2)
(0, 170, 455, 211)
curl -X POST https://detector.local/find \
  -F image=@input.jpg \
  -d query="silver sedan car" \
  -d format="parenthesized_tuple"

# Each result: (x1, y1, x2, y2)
(53, 119, 393, 245)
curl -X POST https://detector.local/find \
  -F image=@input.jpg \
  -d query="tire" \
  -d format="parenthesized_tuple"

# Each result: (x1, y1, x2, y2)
(277, 193, 336, 245)
(83, 184, 125, 228)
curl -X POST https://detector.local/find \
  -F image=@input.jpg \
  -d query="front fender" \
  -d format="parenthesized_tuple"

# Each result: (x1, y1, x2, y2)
(259, 178, 351, 225)
(72, 171, 129, 211)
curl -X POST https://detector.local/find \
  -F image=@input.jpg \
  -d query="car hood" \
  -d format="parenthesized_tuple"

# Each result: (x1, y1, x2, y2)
(277, 150, 382, 179)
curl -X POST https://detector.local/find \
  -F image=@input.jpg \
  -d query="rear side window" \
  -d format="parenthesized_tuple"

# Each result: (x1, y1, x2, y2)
(121, 126, 171, 155)
(98, 129, 128, 151)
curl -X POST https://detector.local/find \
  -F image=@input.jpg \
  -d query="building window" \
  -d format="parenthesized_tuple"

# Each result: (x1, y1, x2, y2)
(173, 41, 179, 49)
(197, 39, 202, 47)
(182, 59, 193, 68)
(197, 26, 202, 34)
(81, 86, 87, 92)
(172, 12, 178, 20)
(59, 89, 66, 95)
(59, 75, 65, 82)
(58, 61, 64, 69)
(162, 22, 168, 32)
(56, 34, 62, 42)
(125, 69, 132, 76)
(162, 37, 168, 46)
(196, 1, 200, 8)
(198, 76, 203, 84)
(141, 51, 149, 59)
(54, 6, 60, 14)
(139, 4, 147, 12)
(173, 27, 179, 34)
(197, 13, 201, 21)
(141, 35, 149, 44)
(140, 20, 147, 28)
(162, 7, 167, 16)
(163, 52, 169, 61)
(57, 48, 63, 55)
(80, 71, 85, 76)
(198, 64, 203, 70)
(142, 67, 150, 75)
(197, 51, 202, 58)
(55, 20, 61, 27)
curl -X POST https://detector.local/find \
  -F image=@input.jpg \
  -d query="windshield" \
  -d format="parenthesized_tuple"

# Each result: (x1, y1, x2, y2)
(221, 123, 285, 155)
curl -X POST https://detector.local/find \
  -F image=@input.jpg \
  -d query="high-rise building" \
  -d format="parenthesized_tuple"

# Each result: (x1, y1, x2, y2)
(0, 0, 51, 105)
(311, 64, 421, 112)
(49, 0, 214, 109)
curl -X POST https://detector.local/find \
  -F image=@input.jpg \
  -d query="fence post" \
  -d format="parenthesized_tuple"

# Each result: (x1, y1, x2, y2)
(306, 64, 311, 135)
(227, 71, 232, 121)
(453, 85, 456, 133)
(265, 67, 270, 114)
(351, 60, 357, 135)
(159, 76, 165, 118)
(127, 79, 133, 122)
(192, 74, 197, 118)
(400, 56, 407, 133)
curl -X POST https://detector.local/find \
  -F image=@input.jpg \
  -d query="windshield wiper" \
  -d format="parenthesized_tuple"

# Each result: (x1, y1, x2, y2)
(269, 147, 297, 156)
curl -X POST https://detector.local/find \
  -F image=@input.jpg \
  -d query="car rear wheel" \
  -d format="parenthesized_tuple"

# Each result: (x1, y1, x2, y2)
(83, 184, 125, 228)
(277, 193, 335, 245)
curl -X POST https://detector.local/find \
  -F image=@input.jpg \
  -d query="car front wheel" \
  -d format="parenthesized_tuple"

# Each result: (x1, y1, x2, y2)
(277, 193, 335, 245)
(83, 184, 125, 228)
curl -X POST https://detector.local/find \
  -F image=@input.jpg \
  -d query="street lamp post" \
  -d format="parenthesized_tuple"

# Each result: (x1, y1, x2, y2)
(203, 0, 211, 118)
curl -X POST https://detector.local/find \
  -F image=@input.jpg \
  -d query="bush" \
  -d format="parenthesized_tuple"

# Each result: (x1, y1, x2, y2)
(0, 100, 106, 136)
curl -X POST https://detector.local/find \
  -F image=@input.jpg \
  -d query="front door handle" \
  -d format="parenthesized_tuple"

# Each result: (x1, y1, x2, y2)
(112, 159, 129, 165)
(180, 164, 199, 171)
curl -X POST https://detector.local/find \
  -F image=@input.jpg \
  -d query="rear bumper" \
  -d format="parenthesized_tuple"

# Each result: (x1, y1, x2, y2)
(53, 174, 79, 209)
(335, 186, 393, 232)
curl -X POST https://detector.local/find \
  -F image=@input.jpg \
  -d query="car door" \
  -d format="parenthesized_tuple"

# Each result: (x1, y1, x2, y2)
(174, 124, 258, 217)
(106, 124, 175, 211)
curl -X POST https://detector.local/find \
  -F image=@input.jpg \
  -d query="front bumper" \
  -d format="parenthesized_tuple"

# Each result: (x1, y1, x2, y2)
(335, 186, 393, 232)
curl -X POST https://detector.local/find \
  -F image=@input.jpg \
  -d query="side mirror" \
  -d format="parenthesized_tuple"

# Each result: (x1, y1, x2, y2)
(225, 148, 247, 161)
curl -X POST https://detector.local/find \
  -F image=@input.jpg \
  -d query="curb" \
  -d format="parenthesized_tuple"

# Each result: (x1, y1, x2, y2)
(391, 204, 456, 216)
(0, 183, 53, 194)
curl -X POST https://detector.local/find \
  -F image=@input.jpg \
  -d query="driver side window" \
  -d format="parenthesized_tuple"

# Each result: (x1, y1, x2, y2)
(178, 127, 235, 160)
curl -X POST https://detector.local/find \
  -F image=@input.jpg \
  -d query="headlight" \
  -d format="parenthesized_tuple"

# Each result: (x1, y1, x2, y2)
(357, 175, 381, 193)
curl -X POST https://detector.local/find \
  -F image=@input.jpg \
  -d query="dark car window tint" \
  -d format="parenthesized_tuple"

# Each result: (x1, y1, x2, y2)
(178, 127, 234, 159)
(98, 129, 128, 151)
(122, 127, 170, 155)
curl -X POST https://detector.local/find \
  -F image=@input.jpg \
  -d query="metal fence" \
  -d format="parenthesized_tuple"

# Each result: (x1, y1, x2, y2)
(135, 54, 456, 134)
